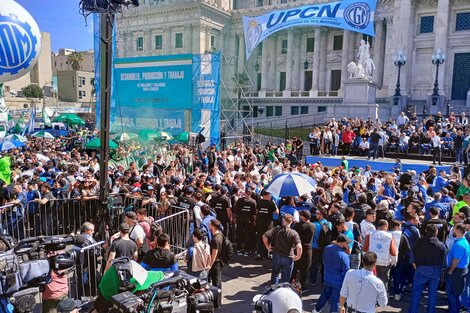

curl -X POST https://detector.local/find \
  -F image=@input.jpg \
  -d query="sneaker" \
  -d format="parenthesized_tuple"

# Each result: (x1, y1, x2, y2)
(301, 287, 310, 294)
(394, 294, 401, 301)
(267, 254, 273, 260)
(237, 249, 245, 255)
(243, 252, 249, 257)
(254, 254, 262, 260)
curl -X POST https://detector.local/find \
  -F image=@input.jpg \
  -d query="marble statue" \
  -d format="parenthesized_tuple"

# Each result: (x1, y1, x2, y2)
(357, 39, 370, 69)
(364, 55, 376, 78)
(347, 62, 365, 79)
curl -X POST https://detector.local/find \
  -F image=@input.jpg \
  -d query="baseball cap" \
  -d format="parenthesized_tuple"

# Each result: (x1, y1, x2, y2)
(119, 223, 130, 233)
(299, 209, 311, 220)
(147, 185, 155, 191)
(57, 298, 81, 313)
(260, 189, 270, 196)
(185, 186, 195, 194)
(336, 234, 352, 243)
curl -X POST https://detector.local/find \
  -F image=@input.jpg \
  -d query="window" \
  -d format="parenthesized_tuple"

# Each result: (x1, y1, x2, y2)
(155, 35, 163, 50)
(257, 73, 261, 91)
(333, 35, 343, 50)
(330, 70, 341, 91)
(242, 106, 250, 118)
(318, 106, 326, 112)
(275, 106, 282, 116)
(291, 106, 299, 115)
(258, 42, 263, 56)
(210, 35, 216, 50)
(456, 12, 470, 31)
(256, 0, 263, 7)
(78, 76, 85, 87)
(233, 0, 238, 9)
(279, 72, 286, 91)
(79, 90, 86, 99)
(306, 37, 314, 52)
(301, 106, 308, 114)
(136, 37, 144, 51)
(420, 16, 434, 34)
(175, 33, 183, 48)
(266, 106, 274, 117)
(253, 106, 258, 118)
(281, 39, 287, 54)
(280, 0, 287, 3)
(82, 91, 86, 98)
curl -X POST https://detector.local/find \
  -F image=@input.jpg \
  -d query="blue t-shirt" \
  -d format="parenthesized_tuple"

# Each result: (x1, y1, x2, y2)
(447, 237, 470, 269)
(342, 229, 354, 251)
(322, 244, 350, 287)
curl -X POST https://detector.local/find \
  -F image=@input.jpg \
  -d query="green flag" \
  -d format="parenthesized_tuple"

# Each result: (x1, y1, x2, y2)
(12, 113, 25, 134)
(0, 157, 11, 185)
(42, 108, 51, 127)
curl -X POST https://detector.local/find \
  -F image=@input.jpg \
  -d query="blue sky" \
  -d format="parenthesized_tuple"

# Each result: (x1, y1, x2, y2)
(17, 0, 94, 52)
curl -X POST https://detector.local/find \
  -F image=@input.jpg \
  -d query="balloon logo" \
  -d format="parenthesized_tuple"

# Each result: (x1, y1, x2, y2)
(0, 0, 41, 83)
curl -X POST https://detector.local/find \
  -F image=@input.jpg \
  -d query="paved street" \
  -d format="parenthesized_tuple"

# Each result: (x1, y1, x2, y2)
(217, 255, 449, 313)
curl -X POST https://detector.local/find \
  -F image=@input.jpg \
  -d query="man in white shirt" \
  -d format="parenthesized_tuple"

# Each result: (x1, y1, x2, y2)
(339, 251, 388, 313)
(358, 138, 370, 156)
(431, 132, 443, 165)
(124, 212, 147, 260)
(360, 209, 376, 240)
(397, 112, 409, 129)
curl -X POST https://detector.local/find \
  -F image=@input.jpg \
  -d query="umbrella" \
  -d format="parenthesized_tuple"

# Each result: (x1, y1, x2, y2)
(113, 132, 138, 141)
(138, 129, 160, 142)
(32, 131, 55, 139)
(263, 172, 316, 197)
(53, 113, 85, 126)
(3, 134, 27, 143)
(0, 140, 26, 151)
(176, 131, 189, 143)
(85, 138, 118, 150)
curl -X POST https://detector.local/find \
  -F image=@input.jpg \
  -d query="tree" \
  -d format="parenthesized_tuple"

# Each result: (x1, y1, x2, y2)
(21, 84, 43, 98)
(232, 72, 251, 99)
(67, 52, 84, 70)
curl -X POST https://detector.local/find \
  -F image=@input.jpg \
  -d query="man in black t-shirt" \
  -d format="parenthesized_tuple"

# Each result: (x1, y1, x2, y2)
(105, 223, 138, 272)
(141, 233, 178, 271)
(208, 219, 224, 288)
(293, 210, 315, 291)
(421, 207, 449, 243)
(211, 186, 232, 237)
(234, 189, 257, 255)
(255, 190, 278, 260)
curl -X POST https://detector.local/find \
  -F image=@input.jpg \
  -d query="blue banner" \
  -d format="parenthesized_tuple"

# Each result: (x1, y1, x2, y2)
(243, 0, 377, 59)
(192, 53, 221, 147)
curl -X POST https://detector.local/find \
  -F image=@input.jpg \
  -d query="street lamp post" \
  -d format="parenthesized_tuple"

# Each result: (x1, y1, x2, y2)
(393, 51, 406, 106)
(431, 48, 446, 106)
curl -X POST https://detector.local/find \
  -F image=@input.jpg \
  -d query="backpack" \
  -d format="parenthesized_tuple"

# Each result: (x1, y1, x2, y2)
(317, 221, 332, 249)
(220, 235, 234, 266)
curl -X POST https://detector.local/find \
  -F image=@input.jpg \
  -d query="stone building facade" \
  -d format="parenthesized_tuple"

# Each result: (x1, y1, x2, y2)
(116, 0, 470, 126)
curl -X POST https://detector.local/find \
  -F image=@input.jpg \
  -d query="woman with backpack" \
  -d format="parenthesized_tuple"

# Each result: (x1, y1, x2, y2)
(185, 228, 211, 279)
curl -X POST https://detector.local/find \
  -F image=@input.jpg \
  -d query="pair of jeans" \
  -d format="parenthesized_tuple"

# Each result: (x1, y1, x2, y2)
(349, 253, 361, 270)
(446, 268, 468, 313)
(408, 267, 441, 313)
(432, 147, 441, 164)
(271, 252, 294, 284)
(460, 269, 470, 309)
(375, 265, 391, 289)
(209, 261, 222, 288)
(392, 262, 406, 295)
(292, 246, 312, 289)
(368, 143, 378, 159)
(315, 283, 341, 313)
(309, 248, 324, 284)
(455, 147, 463, 164)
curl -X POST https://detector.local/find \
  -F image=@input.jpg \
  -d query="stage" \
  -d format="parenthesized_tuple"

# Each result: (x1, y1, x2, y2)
(304, 155, 451, 173)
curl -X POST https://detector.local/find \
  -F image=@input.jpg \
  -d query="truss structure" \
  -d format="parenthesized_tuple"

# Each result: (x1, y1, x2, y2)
(220, 53, 255, 142)
(114, 7, 139, 58)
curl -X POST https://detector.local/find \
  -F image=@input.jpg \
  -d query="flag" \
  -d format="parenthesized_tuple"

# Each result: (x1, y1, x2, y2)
(0, 156, 11, 185)
(11, 113, 25, 134)
(25, 108, 35, 135)
(6, 114, 15, 129)
(42, 108, 51, 127)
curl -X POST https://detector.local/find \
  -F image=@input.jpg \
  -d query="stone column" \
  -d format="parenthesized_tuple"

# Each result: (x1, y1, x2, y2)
(311, 27, 321, 91)
(434, 0, 450, 94)
(192, 24, 200, 54)
(164, 27, 172, 54)
(238, 32, 245, 74)
(395, 0, 413, 96)
(292, 32, 301, 91)
(261, 38, 268, 91)
(340, 30, 351, 88)
(185, 25, 192, 54)
(268, 35, 277, 90)
(285, 29, 294, 91)
(319, 28, 328, 91)
(373, 19, 385, 86)
(299, 30, 306, 92)
(348, 30, 355, 63)
(145, 30, 152, 55)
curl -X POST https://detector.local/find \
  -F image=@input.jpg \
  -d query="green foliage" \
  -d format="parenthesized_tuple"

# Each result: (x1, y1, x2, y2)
(67, 52, 84, 70)
(21, 84, 43, 98)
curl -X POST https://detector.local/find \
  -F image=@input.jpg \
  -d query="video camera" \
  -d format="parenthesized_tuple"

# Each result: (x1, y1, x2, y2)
(110, 271, 221, 313)
(0, 235, 90, 313)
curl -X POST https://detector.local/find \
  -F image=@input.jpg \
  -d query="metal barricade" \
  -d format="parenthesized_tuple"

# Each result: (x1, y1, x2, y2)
(0, 204, 23, 239)
(68, 240, 105, 299)
(155, 208, 190, 258)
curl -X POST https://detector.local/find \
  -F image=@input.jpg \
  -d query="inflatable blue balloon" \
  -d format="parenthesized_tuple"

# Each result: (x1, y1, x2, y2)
(0, 0, 42, 83)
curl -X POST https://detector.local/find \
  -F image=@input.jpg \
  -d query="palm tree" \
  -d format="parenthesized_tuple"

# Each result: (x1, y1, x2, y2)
(67, 52, 84, 70)
(232, 72, 251, 100)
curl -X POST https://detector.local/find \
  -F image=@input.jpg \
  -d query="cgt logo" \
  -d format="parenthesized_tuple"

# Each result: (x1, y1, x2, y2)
(0, 15, 39, 76)
(344, 2, 371, 30)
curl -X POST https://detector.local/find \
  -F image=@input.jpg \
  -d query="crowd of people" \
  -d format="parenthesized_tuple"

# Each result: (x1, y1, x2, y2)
(1, 116, 470, 313)
(307, 111, 470, 165)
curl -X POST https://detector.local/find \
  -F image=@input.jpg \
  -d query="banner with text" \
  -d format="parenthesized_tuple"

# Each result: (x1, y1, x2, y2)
(113, 53, 220, 145)
(243, 0, 377, 59)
